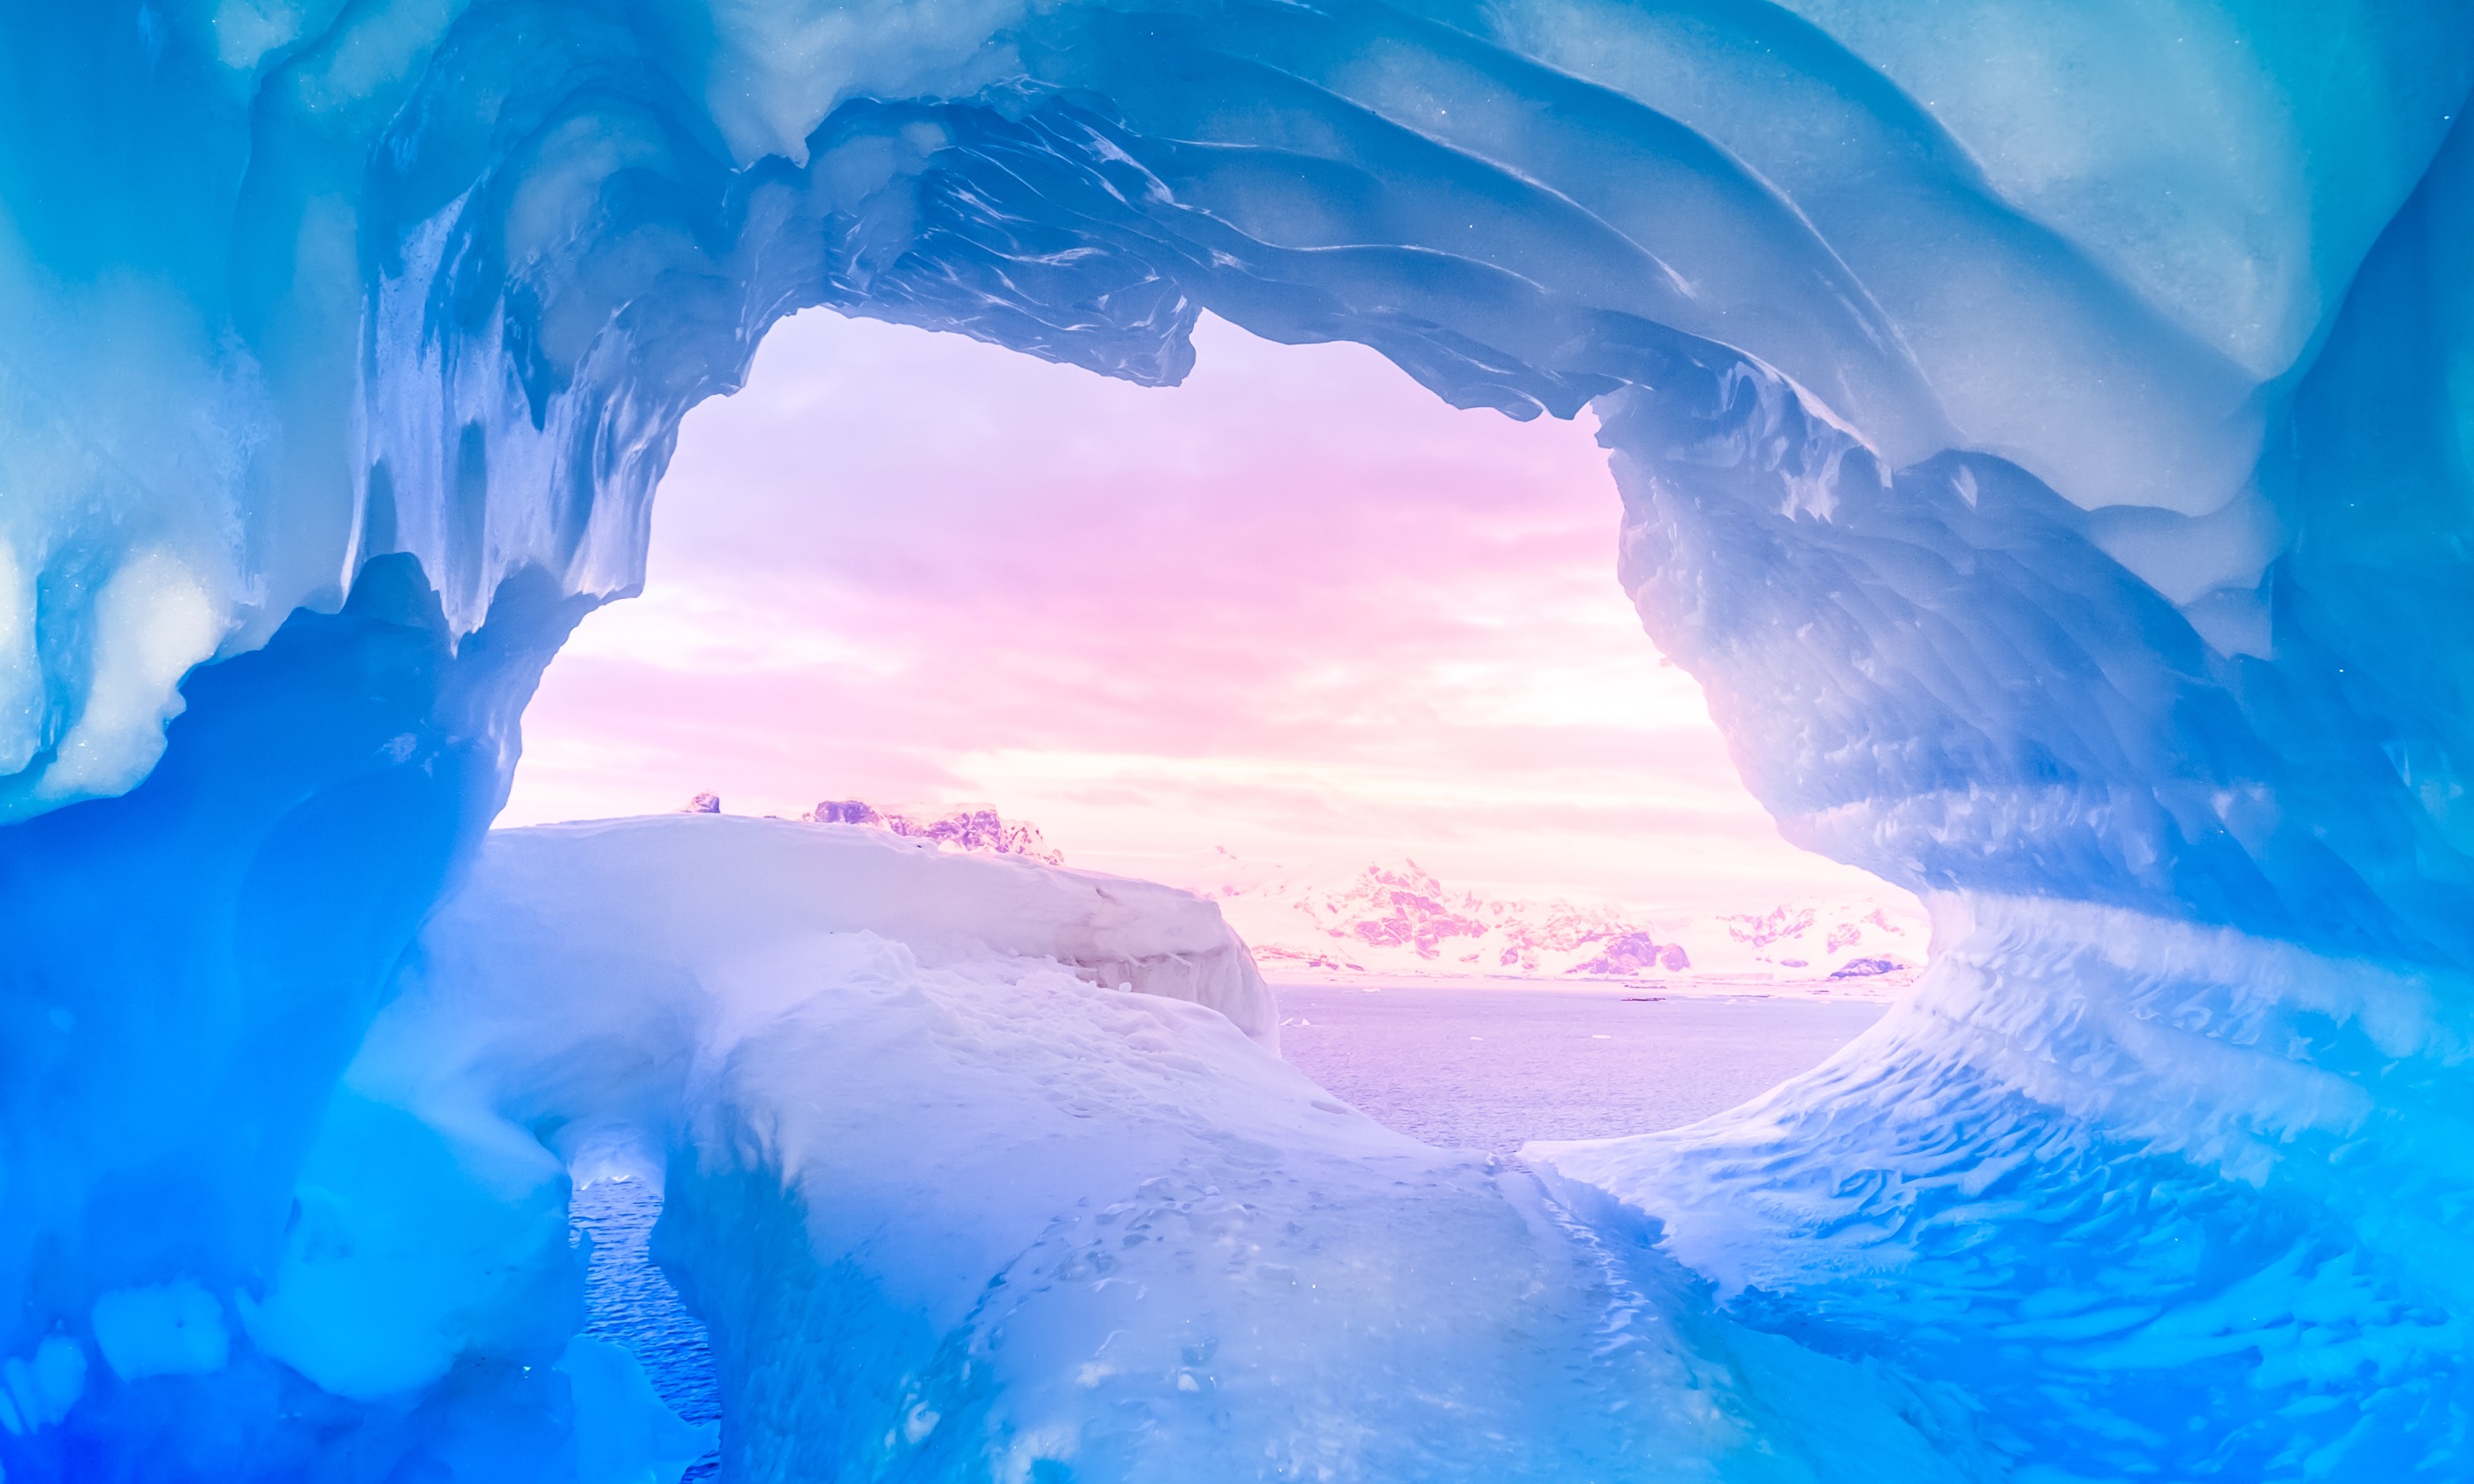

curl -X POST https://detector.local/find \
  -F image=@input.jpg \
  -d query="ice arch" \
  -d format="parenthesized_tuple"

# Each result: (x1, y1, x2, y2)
(2, 0, 2472, 1478)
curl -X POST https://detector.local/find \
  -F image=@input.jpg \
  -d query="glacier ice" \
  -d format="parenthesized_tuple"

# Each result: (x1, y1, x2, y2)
(0, 0, 2470, 1478)
(328, 815, 1987, 1481)
(1532, 895, 2474, 1480)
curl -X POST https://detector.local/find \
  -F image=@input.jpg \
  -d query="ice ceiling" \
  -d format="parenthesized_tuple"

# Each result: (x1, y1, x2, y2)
(3, 1, 2472, 1480)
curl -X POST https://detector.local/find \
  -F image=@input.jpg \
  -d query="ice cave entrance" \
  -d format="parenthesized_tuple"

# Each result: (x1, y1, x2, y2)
(4, 7, 2463, 1476)
(519, 307, 1926, 1449)
(507, 305, 1918, 967)
(511, 302, 1924, 1039)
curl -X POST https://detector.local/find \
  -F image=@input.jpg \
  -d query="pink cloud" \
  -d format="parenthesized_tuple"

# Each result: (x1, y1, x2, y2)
(503, 310, 1902, 914)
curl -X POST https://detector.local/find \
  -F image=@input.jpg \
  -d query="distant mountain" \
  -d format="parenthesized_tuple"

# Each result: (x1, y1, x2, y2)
(1203, 857, 1922, 982)
(717, 797, 1922, 983)
(685, 794, 1066, 865)
(808, 799, 1066, 864)
(1210, 859, 1689, 977)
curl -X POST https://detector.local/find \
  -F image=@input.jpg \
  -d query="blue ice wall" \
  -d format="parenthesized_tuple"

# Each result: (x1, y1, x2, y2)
(0, 557, 583, 1476)
(0, 0, 2470, 1478)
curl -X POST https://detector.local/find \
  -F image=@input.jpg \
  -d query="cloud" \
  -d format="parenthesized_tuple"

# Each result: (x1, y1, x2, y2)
(505, 309, 1899, 913)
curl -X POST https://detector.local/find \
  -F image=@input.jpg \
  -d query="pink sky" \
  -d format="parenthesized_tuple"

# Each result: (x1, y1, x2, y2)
(502, 310, 1898, 914)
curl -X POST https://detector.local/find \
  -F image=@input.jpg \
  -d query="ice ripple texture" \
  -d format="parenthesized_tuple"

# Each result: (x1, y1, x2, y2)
(0, 1, 2471, 1480)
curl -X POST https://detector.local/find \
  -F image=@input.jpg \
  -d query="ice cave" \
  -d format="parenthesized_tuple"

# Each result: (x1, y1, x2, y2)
(2, 2, 2471, 1480)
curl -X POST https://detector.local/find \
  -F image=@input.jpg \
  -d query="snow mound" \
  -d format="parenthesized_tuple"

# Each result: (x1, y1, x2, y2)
(266, 814, 1975, 1481)
(481, 814, 1274, 1045)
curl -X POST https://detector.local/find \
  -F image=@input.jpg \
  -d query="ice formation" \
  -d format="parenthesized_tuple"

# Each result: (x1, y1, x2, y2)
(2, 0, 2472, 1479)
(330, 816, 1977, 1480)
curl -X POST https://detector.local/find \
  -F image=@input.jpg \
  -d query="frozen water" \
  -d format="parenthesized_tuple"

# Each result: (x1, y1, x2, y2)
(0, 1, 2471, 1478)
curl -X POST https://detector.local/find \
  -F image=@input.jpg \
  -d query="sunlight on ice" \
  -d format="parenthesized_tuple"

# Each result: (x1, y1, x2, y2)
(0, 0, 2469, 1479)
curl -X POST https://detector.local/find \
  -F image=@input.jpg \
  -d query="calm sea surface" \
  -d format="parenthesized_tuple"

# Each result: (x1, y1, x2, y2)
(1272, 981, 1886, 1155)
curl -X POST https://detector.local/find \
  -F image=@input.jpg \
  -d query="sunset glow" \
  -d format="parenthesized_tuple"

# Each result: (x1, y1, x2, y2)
(504, 310, 1899, 915)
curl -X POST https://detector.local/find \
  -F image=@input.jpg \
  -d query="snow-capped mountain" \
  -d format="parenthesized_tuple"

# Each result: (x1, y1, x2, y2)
(1201, 857, 1924, 983)
(1698, 901, 1924, 980)
(681, 794, 1065, 864)
(729, 798, 1924, 984)
(1207, 859, 1689, 977)
(808, 799, 1065, 864)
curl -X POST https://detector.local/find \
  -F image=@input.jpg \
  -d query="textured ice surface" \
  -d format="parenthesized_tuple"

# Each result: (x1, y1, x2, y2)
(1534, 897, 2474, 1478)
(3, 0, 2473, 1478)
(330, 816, 1979, 1481)
(571, 983, 1887, 1471)
(0, 0, 2460, 837)
(241, 816, 1267, 1418)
